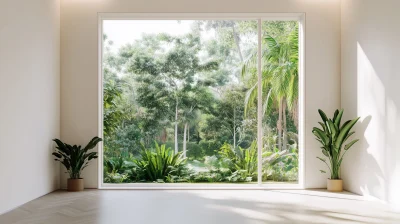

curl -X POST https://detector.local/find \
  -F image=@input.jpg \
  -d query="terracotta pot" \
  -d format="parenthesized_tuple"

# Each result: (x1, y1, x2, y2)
(67, 178, 84, 192)
(327, 179, 343, 192)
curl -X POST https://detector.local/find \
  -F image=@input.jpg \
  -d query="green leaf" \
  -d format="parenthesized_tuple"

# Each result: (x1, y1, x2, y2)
(343, 131, 355, 143)
(340, 120, 351, 130)
(333, 110, 339, 122)
(316, 156, 326, 162)
(321, 149, 329, 157)
(52, 152, 62, 158)
(338, 157, 344, 168)
(318, 109, 328, 123)
(334, 109, 344, 128)
(83, 137, 103, 151)
(320, 170, 326, 173)
(318, 122, 326, 131)
(335, 117, 360, 150)
(327, 120, 337, 138)
(344, 139, 359, 150)
(313, 128, 329, 146)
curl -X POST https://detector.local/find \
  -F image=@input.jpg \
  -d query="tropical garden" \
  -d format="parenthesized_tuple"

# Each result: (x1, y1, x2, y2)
(102, 20, 300, 184)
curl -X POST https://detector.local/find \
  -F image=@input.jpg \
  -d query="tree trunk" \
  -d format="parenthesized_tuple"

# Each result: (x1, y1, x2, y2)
(277, 98, 283, 151)
(233, 108, 236, 149)
(292, 100, 299, 130)
(187, 126, 190, 142)
(232, 25, 244, 62)
(233, 126, 236, 149)
(183, 122, 188, 158)
(282, 99, 287, 151)
(161, 128, 167, 143)
(174, 99, 179, 154)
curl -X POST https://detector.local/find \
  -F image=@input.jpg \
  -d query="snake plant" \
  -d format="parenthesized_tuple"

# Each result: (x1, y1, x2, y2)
(52, 137, 102, 179)
(312, 109, 359, 179)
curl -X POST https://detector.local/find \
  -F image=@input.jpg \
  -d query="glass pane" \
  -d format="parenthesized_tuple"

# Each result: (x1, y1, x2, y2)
(261, 21, 300, 184)
(102, 20, 258, 184)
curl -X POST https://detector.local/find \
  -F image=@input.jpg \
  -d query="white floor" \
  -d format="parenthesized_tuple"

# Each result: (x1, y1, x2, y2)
(1, 190, 399, 224)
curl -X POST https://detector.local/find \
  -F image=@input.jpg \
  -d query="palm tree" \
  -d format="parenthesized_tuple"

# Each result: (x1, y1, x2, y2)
(242, 28, 298, 151)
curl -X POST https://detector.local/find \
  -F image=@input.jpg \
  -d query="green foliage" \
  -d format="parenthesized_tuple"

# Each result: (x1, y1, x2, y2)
(201, 88, 254, 148)
(242, 22, 299, 117)
(52, 137, 102, 179)
(185, 143, 202, 159)
(188, 156, 250, 183)
(103, 35, 125, 137)
(101, 20, 301, 184)
(103, 153, 135, 183)
(105, 122, 142, 156)
(263, 143, 298, 182)
(121, 33, 220, 153)
(104, 172, 128, 183)
(104, 155, 135, 174)
(242, 21, 299, 152)
(198, 140, 223, 157)
(133, 142, 187, 182)
(218, 141, 258, 180)
(103, 79, 124, 136)
(312, 109, 360, 179)
(234, 141, 258, 177)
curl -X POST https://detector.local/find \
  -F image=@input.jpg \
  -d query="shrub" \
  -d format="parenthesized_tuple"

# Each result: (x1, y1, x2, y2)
(104, 155, 134, 173)
(133, 142, 187, 182)
(234, 141, 258, 177)
(104, 172, 128, 183)
(199, 140, 222, 156)
(103, 154, 136, 183)
(218, 141, 258, 180)
(164, 140, 222, 159)
(186, 143, 202, 159)
(262, 143, 299, 182)
(104, 122, 142, 157)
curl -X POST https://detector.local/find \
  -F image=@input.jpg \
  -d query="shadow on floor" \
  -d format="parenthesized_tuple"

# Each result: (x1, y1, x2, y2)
(0, 190, 399, 224)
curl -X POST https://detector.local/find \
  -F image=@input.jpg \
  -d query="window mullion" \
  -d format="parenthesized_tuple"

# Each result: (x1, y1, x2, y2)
(257, 19, 263, 186)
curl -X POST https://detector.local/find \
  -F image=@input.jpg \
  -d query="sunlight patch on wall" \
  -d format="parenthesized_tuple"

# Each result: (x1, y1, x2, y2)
(386, 98, 400, 204)
(357, 42, 385, 200)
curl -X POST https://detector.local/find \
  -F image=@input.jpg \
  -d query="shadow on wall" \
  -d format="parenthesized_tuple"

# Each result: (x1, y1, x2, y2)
(344, 41, 392, 202)
(356, 115, 385, 200)
(342, 0, 400, 204)
(354, 34, 400, 203)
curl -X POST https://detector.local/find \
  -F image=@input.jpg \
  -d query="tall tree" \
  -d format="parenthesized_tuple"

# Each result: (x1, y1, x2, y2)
(181, 86, 215, 157)
(123, 33, 218, 154)
(103, 34, 125, 137)
(202, 87, 247, 149)
(242, 22, 299, 151)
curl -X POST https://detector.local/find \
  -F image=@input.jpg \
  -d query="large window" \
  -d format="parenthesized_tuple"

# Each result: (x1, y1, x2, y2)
(100, 15, 303, 187)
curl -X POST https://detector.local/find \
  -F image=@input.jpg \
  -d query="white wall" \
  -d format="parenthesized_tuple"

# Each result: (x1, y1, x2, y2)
(60, 0, 342, 189)
(341, 0, 400, 204)
(0, 0, 60, 214)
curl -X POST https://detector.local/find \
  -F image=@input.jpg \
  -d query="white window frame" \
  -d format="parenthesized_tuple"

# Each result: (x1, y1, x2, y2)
(98, 13, 305, 190)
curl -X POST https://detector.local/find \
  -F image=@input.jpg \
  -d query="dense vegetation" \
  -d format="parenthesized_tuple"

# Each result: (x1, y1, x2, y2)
(103, 20, 299, 184)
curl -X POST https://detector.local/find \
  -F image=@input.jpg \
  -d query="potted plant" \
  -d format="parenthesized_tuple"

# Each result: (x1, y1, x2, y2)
(52, 137, 102, 191)
(312, 109, 359, 192)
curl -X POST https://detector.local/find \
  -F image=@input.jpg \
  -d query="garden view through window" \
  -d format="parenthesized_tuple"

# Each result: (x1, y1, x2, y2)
(102, 19, 300, 184)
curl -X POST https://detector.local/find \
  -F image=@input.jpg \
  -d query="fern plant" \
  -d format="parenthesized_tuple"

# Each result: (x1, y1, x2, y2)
(52, 137, 102, 179)
(312, 109, 359, 179)
(234, 141, 258, 177)
(218, 141, 258, 179)
(134, 142, 187, 182)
